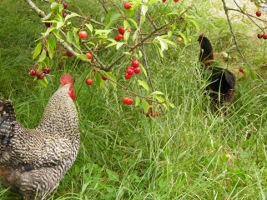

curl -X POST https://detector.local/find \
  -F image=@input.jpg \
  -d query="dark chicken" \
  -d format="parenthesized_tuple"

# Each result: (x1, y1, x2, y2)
(198, 34, 236, 105)
(0, 74, 80, 200)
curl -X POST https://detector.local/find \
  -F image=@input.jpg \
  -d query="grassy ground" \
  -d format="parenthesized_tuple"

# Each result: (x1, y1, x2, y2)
(0, 0, 267, 199)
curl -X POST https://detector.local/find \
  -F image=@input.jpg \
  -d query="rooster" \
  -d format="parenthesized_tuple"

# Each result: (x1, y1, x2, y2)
(0, 74, 80, 200)
(198, 34, 236, 106)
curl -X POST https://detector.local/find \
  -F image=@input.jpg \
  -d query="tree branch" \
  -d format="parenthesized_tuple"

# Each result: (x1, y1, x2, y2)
(222, 0, 263, 80)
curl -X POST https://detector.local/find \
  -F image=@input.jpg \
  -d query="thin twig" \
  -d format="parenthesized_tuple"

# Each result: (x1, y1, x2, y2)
(98, 0, 108, 14)
(222, 0, 263, 80)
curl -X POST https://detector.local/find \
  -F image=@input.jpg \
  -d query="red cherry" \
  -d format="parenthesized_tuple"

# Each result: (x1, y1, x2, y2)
(133, 67, 141, 74)
(29, 69, 37, 76)
(239, 68, 245, 73)
(122, 97, 133, 105)
(256, 11, 262, 17)
(42, 67, 51, 74)
(125, 73, 132, 79)
(115, 35, 120, 41)
(174, 0, 179, 2)
(127, 29, 132, 33)
(124, 3, 131, 9)
(86, 52, 92, 59)
(118, 34, 124, 40)
(162, 0, 167, 2)
(263, 33, 267, 39)
(102, 75, 108, 81)
(66, 51, 73, 57)
(62, 12, 67, 18)
(258, 33, 263, 39)
(86, 78, 94, 85)
(118, 27, 125, 35)
(126, 67, 134, 75)
(78, 31, 87, 39)
(45, 22, 52, 28)
(62, 1, 68, 9)
(127, 98, 134, 105)
(36, 72, 45, 79)
(132, 60, 139, 68)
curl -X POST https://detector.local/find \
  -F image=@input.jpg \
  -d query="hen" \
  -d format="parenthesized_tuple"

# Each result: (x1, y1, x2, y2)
(0, 74, 80, 200)
(198, 34, 236, 105)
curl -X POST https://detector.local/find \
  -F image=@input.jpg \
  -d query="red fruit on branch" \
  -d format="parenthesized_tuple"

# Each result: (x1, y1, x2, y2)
(126, 67, 134, 75)
(263, 33, 267, 39)
(62, 1, 68, 9)
(132, 60, 139, 68)
(125, 73, 132, 79)
(258, 33, 263, 39)
(43, 67, 51, 74)
(239, 68, 245, 74)
(118, 27, 125, 35)
(256, 11, 262, 17)
(86, 78, 94, 85)
(29, 69, 37, 76)
(122, 97, 134, 105)
(102, 75, 108, 81)
(124, 3, 131, 9)
(162, 0, 167, 2)
(133, 67, 141, 74)
(86, 52, 92, 59)
(45, 22, 52, 28)
(36, 72, 45, 79)
(78, 31, 87, 39)
(118, 34, 124, 40)
(62, 12, 67, 18)
(174, 0, 179, 2)
(66, 51, 73, 57)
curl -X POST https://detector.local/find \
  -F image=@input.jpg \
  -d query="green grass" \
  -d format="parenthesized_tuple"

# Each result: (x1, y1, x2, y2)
(0, 0, 267, 199)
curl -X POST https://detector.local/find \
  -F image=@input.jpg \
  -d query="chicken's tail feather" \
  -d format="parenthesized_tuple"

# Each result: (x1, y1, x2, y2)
(0, 99, 16, 145)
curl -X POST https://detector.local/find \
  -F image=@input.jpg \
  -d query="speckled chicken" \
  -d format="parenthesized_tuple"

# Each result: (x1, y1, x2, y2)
(198, 34, 236, 105)
(0, 74, 80, 200)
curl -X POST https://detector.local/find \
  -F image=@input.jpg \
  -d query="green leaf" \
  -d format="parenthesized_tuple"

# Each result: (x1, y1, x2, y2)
(56, 22, 64, 29)
(135, 97, 140, 106)
(106, 39, 117, 48)
(105, 12, 122, 29)
(150, 91, 164, 96)
(85, 23, 93, 33)
(42, 27, 56, 37)
(139, 64, 147, 77)
(188, 19, 200, 31)
(94, 29, 112, 37)
(127, 18, 138, 29)
(33, 42, 42, 60)
(132, 30, 138, 42)
(47, 36, 56, 59)
(124, 30, 130, 42)
(123, 20, 131, 29)
(138, 80, 150, 92)
(95, 72, 104, 88)
(38, 77, 48, 87)
(176, 31, 188, 45)
(64, 12, 80, 21)
(116, 42, 124, 50)
(77, 54, 88, 61)
(142, 99, 150, 113)
(154, 95, 165, 103)
(38, 50, 46, 62)
(66, 31, 73, 43)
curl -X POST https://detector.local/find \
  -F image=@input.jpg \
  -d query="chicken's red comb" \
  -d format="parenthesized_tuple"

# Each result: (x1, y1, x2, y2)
(199, 34, 204, 38)
(60, 74, 74, 85)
